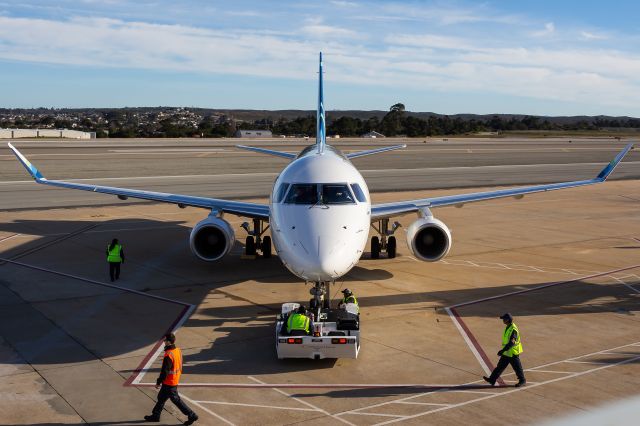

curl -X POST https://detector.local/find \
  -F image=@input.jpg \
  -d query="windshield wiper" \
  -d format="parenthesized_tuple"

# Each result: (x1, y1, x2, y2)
(308, 198, 329, 209)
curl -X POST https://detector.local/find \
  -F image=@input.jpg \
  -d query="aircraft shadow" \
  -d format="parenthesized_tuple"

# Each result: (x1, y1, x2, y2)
(0, 217, 638, 375)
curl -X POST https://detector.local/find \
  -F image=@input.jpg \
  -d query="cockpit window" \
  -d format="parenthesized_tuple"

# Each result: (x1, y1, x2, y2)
(284, 184, 318, 204)
(275, 183, 290, 203)
(350, 183, 367, 202)
(322, 184, 355, 204)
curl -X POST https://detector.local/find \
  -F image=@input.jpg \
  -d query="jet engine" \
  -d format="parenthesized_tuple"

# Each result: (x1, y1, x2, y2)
(189, 216, 235, 261)
(406, 216, 451, 262)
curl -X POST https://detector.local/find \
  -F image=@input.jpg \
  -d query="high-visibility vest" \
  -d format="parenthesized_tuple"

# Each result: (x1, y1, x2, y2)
(502, 323, 523, 357)
(107, 244, 123, 263)
(162, 347, 183, 386)
(341, 294, 358, 306)
(286, 313, 310, 333)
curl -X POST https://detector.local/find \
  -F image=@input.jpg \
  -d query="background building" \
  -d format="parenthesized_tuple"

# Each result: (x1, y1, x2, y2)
(0, 129, 96, 139)
(234, 129, 273, 138)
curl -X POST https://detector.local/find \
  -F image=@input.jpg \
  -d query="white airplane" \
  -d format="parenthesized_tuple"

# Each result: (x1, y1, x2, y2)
(8, 52, 634, 310)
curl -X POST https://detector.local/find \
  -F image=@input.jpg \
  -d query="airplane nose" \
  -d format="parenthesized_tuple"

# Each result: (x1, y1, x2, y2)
(314, 237, 351, 279)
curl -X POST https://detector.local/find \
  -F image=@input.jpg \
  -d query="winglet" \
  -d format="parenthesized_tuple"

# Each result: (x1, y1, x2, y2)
(316, 52, 326, 154)
(596, 143, 634, 180)
(7, 143, 45, 180)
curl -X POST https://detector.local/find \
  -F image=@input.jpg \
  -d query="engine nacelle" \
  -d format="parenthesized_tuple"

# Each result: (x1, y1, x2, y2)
(406, 217, 452, 262)
(189, 216, 235, 261)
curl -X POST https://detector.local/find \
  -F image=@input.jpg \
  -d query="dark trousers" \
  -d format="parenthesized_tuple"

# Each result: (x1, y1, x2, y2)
(488, 354, 525, 383)
(108, 262, 121, 281)
(152, 384, 195, 418)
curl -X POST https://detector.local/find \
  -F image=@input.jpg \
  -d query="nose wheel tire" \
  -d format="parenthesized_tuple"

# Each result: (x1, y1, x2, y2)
(245, 236, 256, 255)
(371, 236, 380, 259)
(387, 236, 397, 258)
(262, 236, 272, 258)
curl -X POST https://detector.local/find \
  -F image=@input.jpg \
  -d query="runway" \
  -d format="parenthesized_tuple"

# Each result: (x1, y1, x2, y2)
(1, 137, 639, 210)
(1, 137, 639, 425)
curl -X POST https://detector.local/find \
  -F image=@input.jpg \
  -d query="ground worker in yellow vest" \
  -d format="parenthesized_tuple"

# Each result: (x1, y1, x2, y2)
(144, 333, 198, 425)
(285, 305, 313, 336)
(106, 238, 124, 282)
(483, 313, 526, 387)
(339, 288, 358, 308)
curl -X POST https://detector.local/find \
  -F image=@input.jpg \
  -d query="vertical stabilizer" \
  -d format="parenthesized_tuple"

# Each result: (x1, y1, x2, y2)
(316, 52, 326, 154)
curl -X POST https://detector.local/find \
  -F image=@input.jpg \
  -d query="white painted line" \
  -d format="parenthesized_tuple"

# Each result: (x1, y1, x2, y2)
(393, 401, 451, 406)
(0, 234, 21, 244)
(447, 389, 499, 395)
(0, 257, 190, 306)
(526, 369, 572, 374)
(450, 264, 640, 308)
(564, 360, 611, 365)
(248, 376, 355, 426)
(181, 394, 235, 426)
(445, 307, 492, 376)
(347, 412, 406, 418)
(191, 401, 316, 412)
(609, 275, 640, 294)
(373, 354, 640, 425)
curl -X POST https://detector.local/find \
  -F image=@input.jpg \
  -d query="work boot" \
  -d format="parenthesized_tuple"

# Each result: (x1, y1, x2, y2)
(184, 413, 199, 425)
(144, 414, 160, 422)
(515, 380, 526, 388)
(482, 376, 495, 386)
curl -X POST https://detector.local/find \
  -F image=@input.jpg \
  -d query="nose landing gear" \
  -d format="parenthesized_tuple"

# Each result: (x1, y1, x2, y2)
(241, 218, 271, 257)
(370, 218, 400, 259)
(309, 281, 333, 318)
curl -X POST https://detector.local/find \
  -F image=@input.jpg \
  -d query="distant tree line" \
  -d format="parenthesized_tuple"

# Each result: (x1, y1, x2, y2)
(2, 104, 640, 138)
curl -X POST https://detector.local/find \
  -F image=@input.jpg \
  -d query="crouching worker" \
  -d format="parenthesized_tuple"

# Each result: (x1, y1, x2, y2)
(144, 333, 198, 425)
(286, 305, 313, 336)
(338, 288, 359, 313)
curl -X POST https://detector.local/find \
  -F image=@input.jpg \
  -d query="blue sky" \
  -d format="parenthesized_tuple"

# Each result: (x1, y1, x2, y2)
(1, 1, 639, 116)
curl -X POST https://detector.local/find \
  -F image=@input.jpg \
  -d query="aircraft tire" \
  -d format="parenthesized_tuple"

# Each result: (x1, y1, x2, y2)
(262, 236, 272, 258)
(387, 236, 397, 258)
(245, 236, 256, 255)
(371, 236, 380, 259)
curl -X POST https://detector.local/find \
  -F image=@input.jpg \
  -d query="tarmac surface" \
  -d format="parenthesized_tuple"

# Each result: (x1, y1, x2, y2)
(1, 137, 639, 425)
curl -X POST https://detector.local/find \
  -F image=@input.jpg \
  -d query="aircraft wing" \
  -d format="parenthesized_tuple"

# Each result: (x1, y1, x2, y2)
(236, 145, 296, 159)
(8, 143, 270, 219)
(346, 144, 406, 159)
(371, 143, 634, 220)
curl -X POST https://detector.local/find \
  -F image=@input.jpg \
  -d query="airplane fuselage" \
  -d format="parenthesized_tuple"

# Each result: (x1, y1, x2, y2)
(270, 145, 371, 282)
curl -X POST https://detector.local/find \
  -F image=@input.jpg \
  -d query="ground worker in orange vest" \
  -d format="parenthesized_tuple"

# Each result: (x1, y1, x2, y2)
(144, 333, 198, 424)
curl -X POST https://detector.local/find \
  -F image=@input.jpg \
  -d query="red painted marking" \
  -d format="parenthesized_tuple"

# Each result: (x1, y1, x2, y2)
(0, 233, 19, 243)
(123, 304, 192, 387)
(450, 307, 505, 386)
(131, 383, 503, 390)
(449, 263, 640, 388)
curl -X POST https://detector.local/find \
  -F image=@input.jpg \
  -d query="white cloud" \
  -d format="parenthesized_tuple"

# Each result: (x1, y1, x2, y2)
(373, 3, 521, 26)
(0, 14, 639, 111)
(581, 30, 608, 40)
(330, 0, 358, 7)
(301, 24, 361, 39)
(531, 22, 555, 37)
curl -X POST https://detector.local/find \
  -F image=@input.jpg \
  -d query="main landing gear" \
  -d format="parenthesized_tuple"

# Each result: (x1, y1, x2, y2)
(370, 218, 401, 259)
(241, 218, 271, 257)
